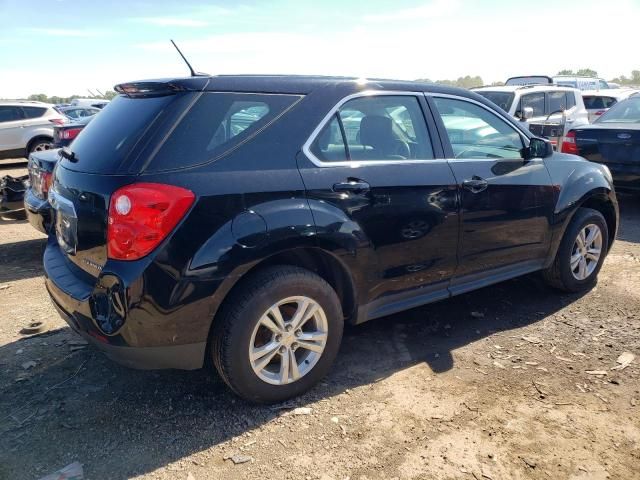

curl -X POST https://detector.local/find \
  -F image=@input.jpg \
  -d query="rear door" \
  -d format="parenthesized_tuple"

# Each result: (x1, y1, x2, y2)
(429, 94, 554, 292)
(297, 92, 460, 318)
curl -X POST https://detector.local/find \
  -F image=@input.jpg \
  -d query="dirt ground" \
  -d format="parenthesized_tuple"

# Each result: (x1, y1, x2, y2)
(0, 160, 638, 480)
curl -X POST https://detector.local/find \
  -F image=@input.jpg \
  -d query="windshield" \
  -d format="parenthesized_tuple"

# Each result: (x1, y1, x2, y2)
(475, 91, 514, 112)
(596, 97, 640, 123)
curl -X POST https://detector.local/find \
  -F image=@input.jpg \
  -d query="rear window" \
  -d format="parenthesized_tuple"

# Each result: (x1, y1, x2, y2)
(63, 94, 180, 173)
(147, 93, 300, 172)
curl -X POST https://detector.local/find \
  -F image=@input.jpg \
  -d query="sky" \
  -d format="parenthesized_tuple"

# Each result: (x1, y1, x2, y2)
(0, 0, 639, 98)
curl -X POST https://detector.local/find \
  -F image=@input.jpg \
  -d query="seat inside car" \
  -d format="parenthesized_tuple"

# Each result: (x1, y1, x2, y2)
(356, 115, 410, 160)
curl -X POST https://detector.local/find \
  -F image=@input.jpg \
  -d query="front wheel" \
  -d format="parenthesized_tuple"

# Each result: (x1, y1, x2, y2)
(211, 266, 343, 403)
(542, 207, 609, 292)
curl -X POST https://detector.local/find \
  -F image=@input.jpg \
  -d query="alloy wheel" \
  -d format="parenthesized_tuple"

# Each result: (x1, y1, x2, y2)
(570, 223, 602, 280)
(249, 296, 328, 385)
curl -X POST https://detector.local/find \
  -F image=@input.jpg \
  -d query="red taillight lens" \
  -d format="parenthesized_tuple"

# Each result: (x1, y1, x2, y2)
(594, 110, 606, 116)
(49, 118, 65, 126)
(107, 183, 195, 261)
(41, 172, 53, 196)
(561, 130, 579, 154)
(62, 128, 82, 140)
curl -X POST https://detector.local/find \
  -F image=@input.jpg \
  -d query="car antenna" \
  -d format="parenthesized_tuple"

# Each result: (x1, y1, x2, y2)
(171, 39, 207, 77)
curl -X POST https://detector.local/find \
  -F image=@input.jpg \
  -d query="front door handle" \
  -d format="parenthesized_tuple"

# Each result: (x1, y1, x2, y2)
(462, 176, 489, 194)
(333, 179, 370, 194)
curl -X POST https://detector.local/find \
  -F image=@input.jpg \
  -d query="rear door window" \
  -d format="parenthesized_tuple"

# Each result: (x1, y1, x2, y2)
(21, 107, 47, 119)
(309, 95, 434, 163)
(547, 92, 567, 114)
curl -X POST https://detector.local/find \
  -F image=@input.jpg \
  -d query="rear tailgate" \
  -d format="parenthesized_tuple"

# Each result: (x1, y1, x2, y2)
(574, 124, 640, 190)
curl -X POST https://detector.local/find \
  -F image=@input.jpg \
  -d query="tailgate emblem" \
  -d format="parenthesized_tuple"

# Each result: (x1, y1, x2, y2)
(617, 133, 632, 140)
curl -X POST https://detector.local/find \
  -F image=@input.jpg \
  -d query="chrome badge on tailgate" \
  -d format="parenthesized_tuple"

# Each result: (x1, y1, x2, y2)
(49, 189, 78, 255)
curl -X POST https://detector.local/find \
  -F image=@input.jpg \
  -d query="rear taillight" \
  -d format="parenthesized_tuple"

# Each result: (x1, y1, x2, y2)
(49, 118, 65, 126)
(561, 130, 579, 154)
(107, 183, 195, 261)
(61, 128, 82, 140)
(594, 110, 606, 117)
(40, 172, 53, 196)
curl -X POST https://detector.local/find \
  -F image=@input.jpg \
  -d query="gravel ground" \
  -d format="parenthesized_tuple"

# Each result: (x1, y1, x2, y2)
(0, 161, 638, 480)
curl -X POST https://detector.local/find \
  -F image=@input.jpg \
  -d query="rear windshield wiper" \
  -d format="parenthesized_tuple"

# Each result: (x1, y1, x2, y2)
(60, 147, 78, 163)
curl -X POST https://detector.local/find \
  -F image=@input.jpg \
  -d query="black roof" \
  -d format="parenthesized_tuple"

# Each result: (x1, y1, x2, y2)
(116, 74, 477, 98)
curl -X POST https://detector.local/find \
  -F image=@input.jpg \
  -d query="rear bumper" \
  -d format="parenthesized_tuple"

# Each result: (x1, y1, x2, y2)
(44, 240, 206, 370)
(24, 189, 52, 233)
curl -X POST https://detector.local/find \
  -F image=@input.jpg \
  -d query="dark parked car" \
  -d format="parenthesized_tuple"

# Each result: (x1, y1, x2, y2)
(44, 75, 618, 403)
(24, 148, 60, 233)
(562, 96, 640, 193)
(53, 114, 97, 148)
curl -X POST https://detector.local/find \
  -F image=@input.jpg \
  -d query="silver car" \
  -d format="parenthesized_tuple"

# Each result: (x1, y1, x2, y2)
(0, 101, 65, 159)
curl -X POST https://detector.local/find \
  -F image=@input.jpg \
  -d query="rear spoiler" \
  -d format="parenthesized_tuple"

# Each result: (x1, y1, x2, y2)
(505, 75, 553, 86)
(114, 77, 210, 98)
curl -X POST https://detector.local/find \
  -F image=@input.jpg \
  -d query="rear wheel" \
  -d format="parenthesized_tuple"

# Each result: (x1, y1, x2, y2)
(27, 137, 53, 155)
(543, 207, 608, 292)
(211, 266, 343, 403)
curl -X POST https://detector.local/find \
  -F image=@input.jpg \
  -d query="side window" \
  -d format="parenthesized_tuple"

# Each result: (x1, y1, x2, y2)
(566, 93, 576, 109)
(602, 97, 617, 108)
(209, 101, 269, 150)
(519, 93, 545, 117)
(309, 114, 348, 162)
(22, 107, 47, 119)
(0, 106, 23, 123)
(599, 80, 609, 89)
(310, 95, 434, 162)
(433, 97, 524, 159)
(548, 92, 567, 114)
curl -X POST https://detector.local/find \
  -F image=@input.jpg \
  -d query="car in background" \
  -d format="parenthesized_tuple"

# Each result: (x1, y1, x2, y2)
(562, 96, 640, 193)
(504, 75, 612, 90)
(473, 84, 589, 149)
(70, 98, 109, 109)
(24, 148, 60, 233)
(53, 113, 98, 148)
(553, 75, 611, 90)
(0, 101, 65, 159)
(43, 75, 617, 403)
(58, 106, 101, 121)
(582, 89, 637, 122)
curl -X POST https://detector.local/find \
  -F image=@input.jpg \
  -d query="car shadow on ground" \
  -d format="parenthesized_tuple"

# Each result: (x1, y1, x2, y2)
(0, 237, 46, 282)
(616, 194, 640, 244)
(0, 272, 586, 479)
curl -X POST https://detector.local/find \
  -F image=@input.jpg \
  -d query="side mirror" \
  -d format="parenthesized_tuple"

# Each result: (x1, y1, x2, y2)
(521, 106, 534, 120)
(525, 137, 553, 159)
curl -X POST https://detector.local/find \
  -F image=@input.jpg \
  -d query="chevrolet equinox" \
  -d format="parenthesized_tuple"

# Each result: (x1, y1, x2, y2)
(44, 75, 618, 403)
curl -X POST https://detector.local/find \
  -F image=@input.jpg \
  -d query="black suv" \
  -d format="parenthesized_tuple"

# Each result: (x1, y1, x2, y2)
(44, 75, 618, 403)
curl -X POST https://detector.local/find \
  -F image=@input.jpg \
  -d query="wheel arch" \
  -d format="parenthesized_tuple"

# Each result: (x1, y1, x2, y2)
(203, 245, 358, 367)
(26, 134, 54, 155)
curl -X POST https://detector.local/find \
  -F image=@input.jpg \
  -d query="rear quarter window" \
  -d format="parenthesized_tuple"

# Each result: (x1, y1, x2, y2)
(146, 92, 301, 172)
(22, 106, 47, 119)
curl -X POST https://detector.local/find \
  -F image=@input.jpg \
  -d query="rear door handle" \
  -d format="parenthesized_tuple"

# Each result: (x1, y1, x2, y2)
(333, 180, 370, 194)
(462, 176, 488, 194)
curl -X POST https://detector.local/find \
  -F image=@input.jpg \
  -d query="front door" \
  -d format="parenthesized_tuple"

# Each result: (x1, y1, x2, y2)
(429, 95, 555, 291)
(297, 92, 460, 320)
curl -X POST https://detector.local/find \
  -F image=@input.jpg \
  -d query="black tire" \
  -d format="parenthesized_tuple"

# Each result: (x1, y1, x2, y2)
(542, 207, 608, 292)
(27, 136, 53, 155)
(211, 265, 343, 403)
